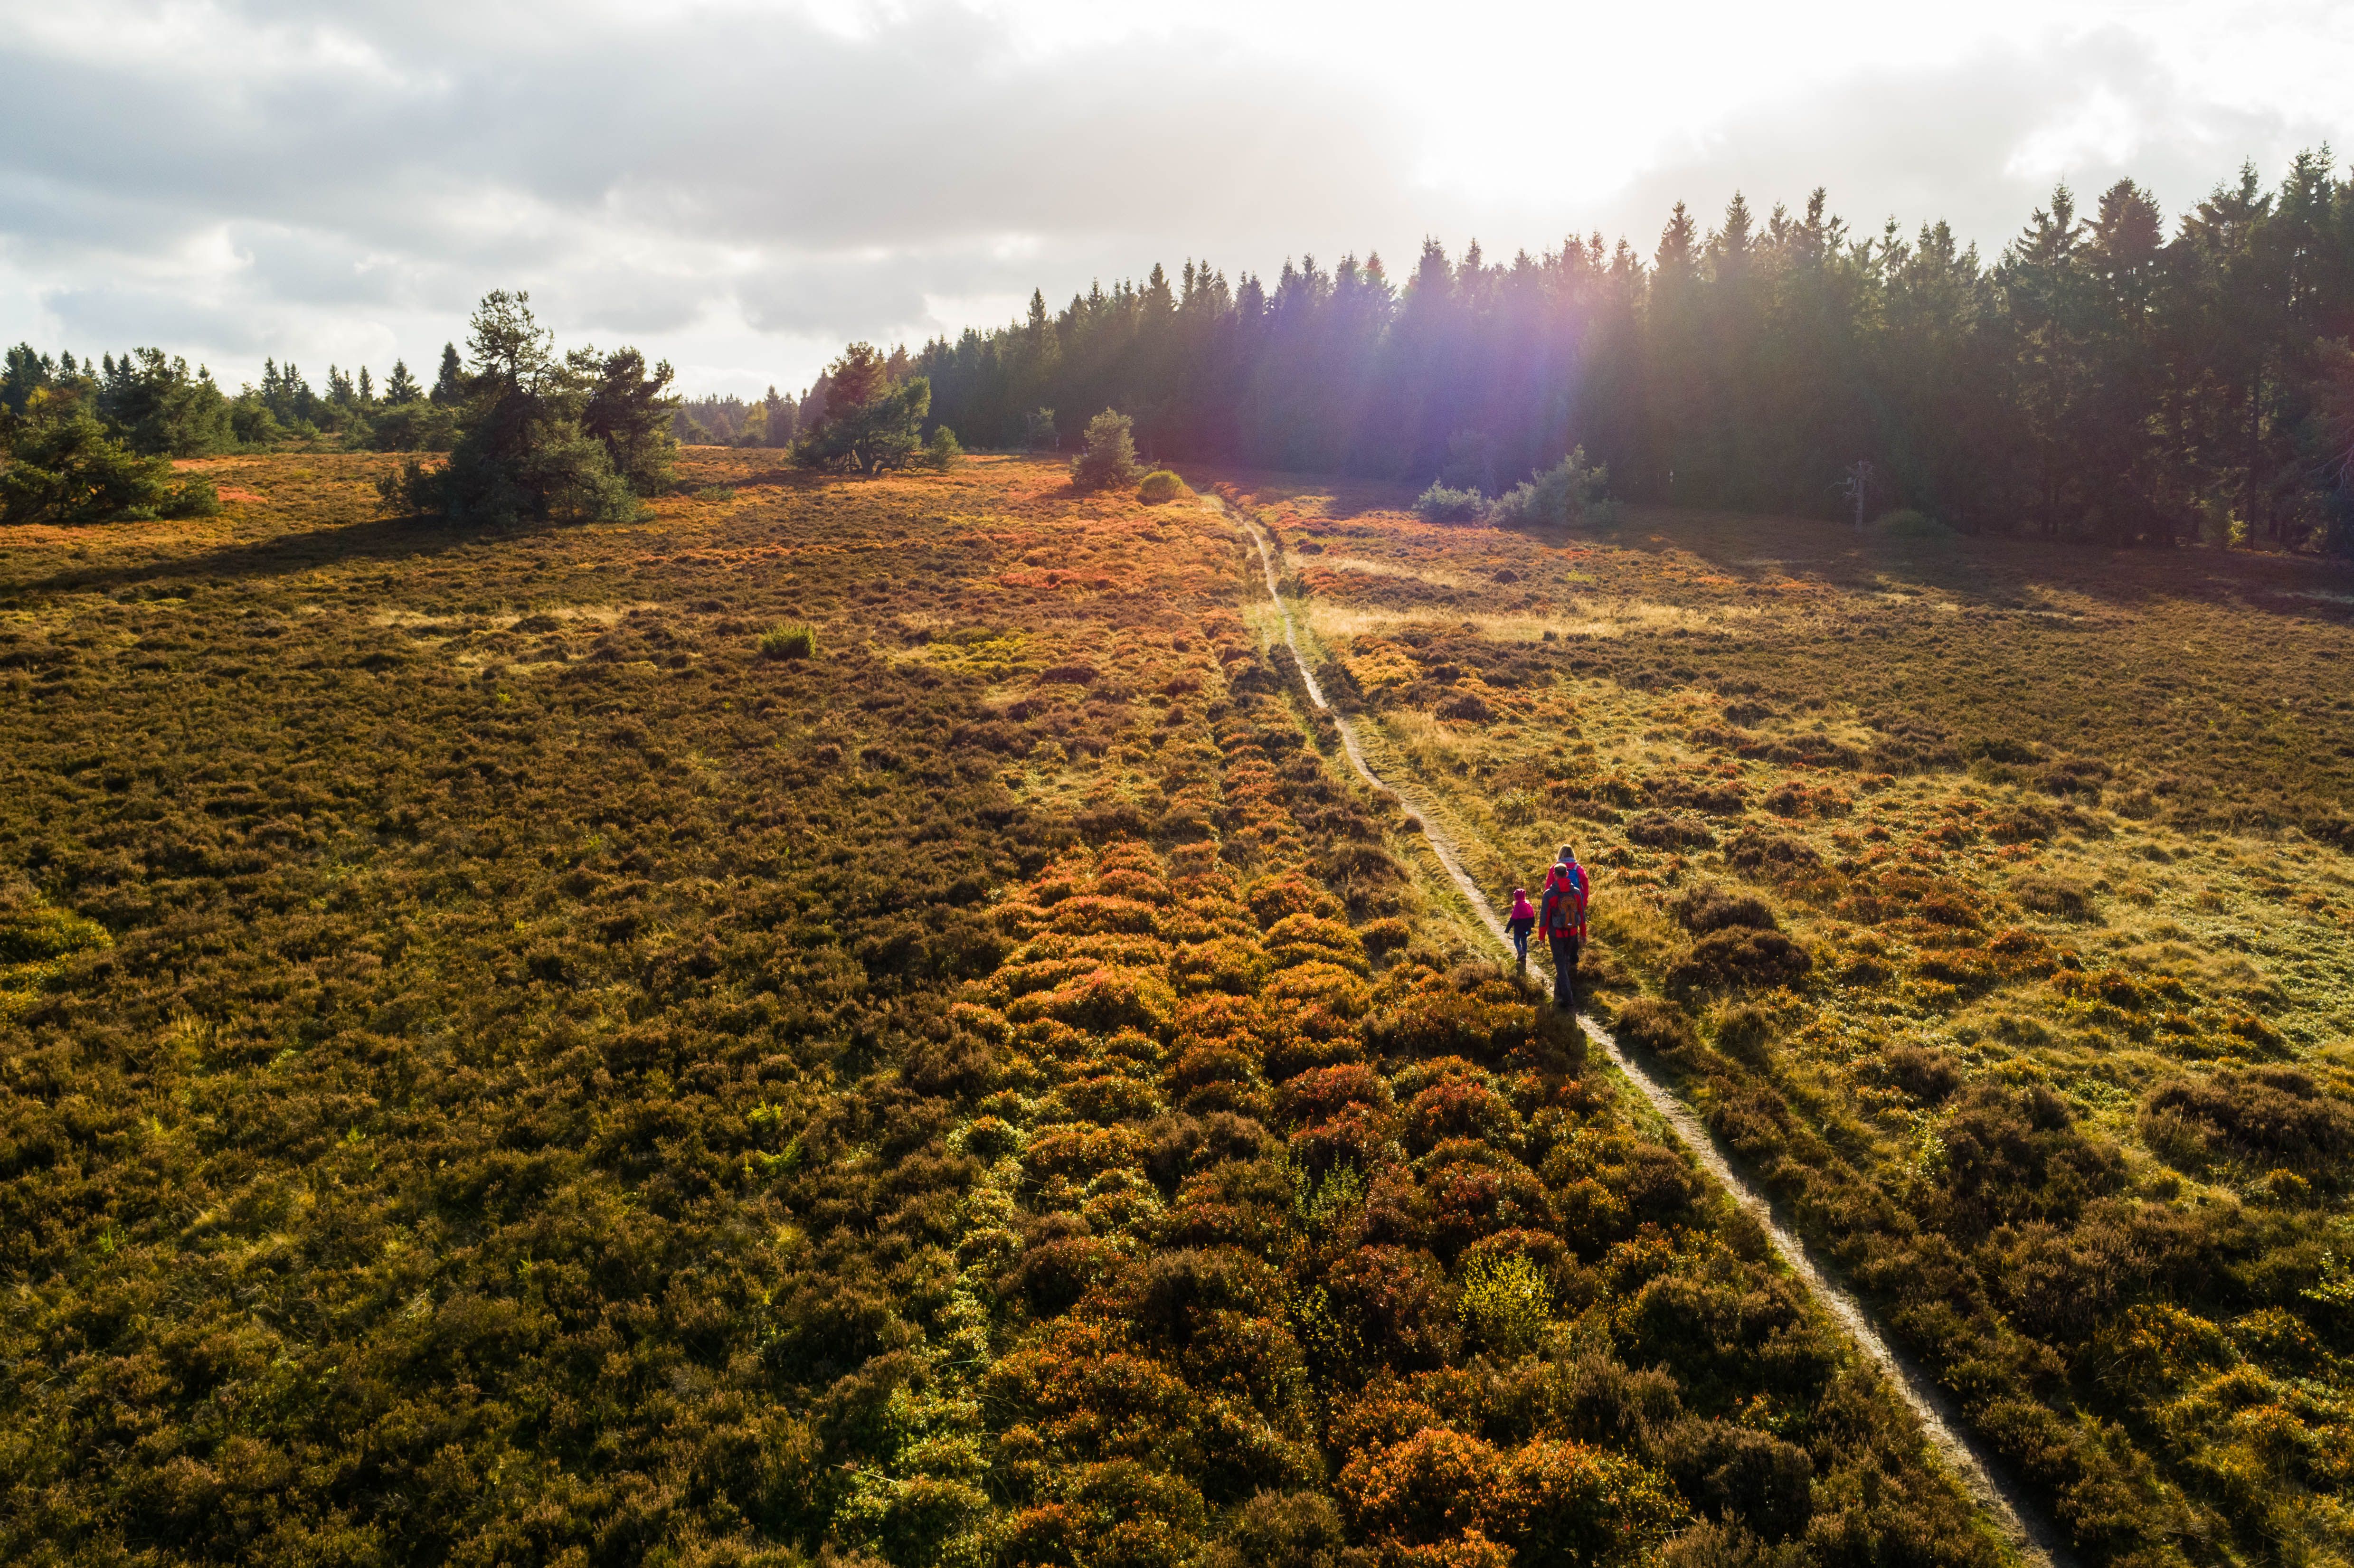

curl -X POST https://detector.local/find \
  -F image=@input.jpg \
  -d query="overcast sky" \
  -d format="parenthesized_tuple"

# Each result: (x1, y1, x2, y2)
(2, 0, 2345, 399)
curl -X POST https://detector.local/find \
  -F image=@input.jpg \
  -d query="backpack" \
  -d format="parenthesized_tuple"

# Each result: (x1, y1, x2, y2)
(1541, 862, 1588, 938)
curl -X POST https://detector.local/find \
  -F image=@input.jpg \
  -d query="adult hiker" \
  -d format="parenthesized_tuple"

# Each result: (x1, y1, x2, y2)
(1538, 843, 1589, 1011)
(1505, 887, 1536, 970)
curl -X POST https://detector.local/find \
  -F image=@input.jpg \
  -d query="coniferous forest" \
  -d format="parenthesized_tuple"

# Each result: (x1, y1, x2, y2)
(921, 157, 2354, 553)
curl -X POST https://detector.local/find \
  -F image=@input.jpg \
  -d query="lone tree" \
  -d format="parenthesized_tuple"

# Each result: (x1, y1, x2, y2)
(794, 342, 931, 475)
(381, 291, 671, 526)
(1069, 408, 1139, 490)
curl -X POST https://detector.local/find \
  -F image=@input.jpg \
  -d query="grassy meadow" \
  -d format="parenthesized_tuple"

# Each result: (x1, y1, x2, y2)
(1228, 475, 2354, 1568)
(1, 453, 2014, 1568)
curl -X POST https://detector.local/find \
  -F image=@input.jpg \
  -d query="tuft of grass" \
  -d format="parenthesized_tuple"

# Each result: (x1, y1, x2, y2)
(758, 621, 816, 659)
(1137, 469, 1186, 504)
(693, 484, 737, 503)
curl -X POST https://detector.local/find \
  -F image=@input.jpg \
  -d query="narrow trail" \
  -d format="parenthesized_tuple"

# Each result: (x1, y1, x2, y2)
(1217, 498, 2071, 1568)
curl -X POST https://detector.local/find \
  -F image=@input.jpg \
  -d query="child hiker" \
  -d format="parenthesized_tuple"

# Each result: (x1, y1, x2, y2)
(1505, 887, 1536, 969)
(1538, 843, 1590, 1011)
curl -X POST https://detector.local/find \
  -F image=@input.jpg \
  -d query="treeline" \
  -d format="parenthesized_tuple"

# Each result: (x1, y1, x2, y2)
(0, 339, 831, 461)
(0, 340, 482, 456)
(919, 151, 2354, 551)
(0, 297, 976, 526)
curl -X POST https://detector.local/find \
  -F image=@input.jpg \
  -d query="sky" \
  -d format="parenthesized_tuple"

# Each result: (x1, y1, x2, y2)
(0, 0, 2345, 400)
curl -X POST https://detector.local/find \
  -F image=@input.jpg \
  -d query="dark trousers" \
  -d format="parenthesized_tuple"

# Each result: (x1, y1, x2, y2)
(1548, 935, 1581, 1010)
(1508, 921, 1532, 965)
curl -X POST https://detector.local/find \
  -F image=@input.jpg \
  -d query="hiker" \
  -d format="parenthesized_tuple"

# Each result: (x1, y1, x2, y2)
(1505, 887, 1536, 970)
(1538, 843, 1589, 1011)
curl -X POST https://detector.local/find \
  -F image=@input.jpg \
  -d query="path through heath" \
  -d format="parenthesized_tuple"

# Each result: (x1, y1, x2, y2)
(1217, 496, 2070, 1568)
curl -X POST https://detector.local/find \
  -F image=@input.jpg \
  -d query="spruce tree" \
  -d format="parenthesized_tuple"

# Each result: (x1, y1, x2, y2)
(429, 342, 466, 406)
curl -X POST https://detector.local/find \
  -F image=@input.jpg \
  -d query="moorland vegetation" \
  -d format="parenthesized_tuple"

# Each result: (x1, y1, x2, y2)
(1223, 473, 2354, 1568)
(2, 453, 2026, 1566)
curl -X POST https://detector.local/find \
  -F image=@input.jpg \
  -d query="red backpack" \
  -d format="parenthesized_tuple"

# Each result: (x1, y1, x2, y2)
(1540, 861, 1588, 940)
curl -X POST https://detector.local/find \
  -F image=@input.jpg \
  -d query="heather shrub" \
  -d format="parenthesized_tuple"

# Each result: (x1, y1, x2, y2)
(1501, 1438, 1681, 1567)
(1935, 1081, 2125, 1236)
(1208, 1490, 1345, 1568)
(1627, 810, 1715, 849)
(1712, 1001, 1774, 1066)
(1279, 1062, 1394, 1126)
(2011, 872, 2092, 917)
(2141, 1067, 2354, 1179)
(1610, 997, 1696, 1058)
(1664, 930, 1810, 995)
(1658, 1420, 1814, 1540)
(1670, 886, 1777, 934)
(1658, 1521, 1810, 1568)
(1881, 1042, 1963, 1104)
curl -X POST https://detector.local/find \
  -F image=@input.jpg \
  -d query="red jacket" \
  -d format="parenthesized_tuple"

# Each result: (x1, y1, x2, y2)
(1539, 861, 1588, 940)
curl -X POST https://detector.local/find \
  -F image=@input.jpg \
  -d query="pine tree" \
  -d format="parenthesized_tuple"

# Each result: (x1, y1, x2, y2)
(384, 292, 636, 526)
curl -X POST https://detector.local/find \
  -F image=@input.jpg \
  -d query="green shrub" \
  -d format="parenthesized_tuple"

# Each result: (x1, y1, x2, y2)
(160, 472, 220, 518)
(1413, 482, 1486, 523)
(1138, 468, 1185, 503)
(925, 425, 964, 470)
(1070, 408, 1140, 490)
(1457, 1250, 1553, 1355)
(694, 484, 737, 503)
(1488, 446, 1618, 528)
(760, 622, 817, 660)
